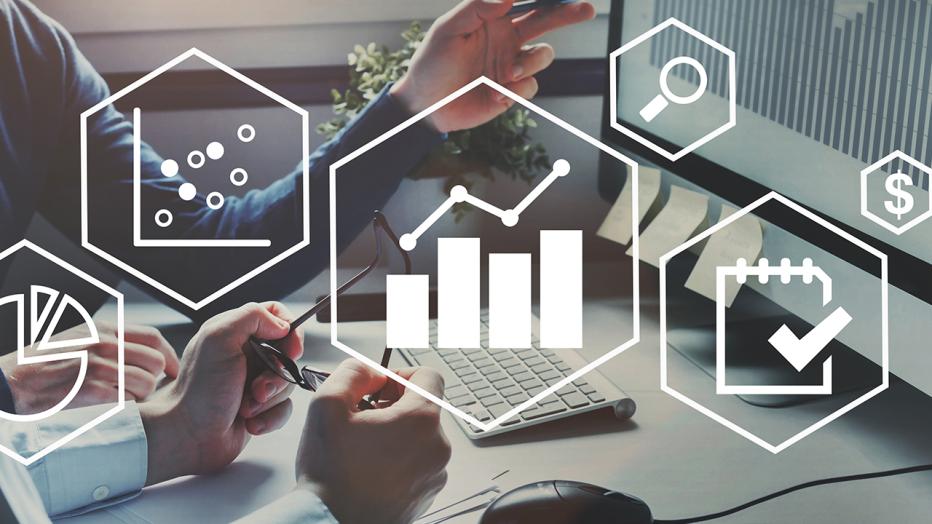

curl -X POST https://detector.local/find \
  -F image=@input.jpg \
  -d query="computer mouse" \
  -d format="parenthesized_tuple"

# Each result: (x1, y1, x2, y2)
(480, 480, 653, 524)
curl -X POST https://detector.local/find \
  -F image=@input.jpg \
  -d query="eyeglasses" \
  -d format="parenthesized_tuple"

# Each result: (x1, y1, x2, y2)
(249, 211, 411, 408)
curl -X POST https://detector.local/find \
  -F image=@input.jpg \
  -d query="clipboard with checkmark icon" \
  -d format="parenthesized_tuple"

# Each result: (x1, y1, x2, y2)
(715, 257, 852, 396)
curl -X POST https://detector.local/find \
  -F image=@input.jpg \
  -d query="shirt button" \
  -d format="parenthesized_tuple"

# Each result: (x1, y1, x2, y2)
(92, 485, 110, 501)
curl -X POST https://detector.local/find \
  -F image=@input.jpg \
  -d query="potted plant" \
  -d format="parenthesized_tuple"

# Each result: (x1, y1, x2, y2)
(318, 22, 551, 221)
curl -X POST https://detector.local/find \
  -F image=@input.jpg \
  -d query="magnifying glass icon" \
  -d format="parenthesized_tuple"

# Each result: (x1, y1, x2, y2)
(639, 56, 708, 123)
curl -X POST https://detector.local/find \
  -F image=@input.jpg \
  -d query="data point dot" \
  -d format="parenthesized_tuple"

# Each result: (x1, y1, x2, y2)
(160, 159, 179, 178)
(178, 182, 197, 201)
(230, 168, 248, 186)
(188, 150, 205, 169)
(501, 210, 519, 227)
(238, 124, 256, 143)
(206, 141, 224, 160)
(206, 192, 225, 210)
(553, 159, 571, 176)
(451, 185, 468, 202)
(399, 234, 417, 251)
(154, 209, 173, 228)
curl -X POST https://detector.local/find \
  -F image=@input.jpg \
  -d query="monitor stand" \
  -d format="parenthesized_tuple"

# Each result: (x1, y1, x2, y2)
(667, 315, 879, 408)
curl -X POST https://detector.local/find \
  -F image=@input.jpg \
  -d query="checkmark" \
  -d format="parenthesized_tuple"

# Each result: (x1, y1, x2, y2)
(768, 307, 852, 372)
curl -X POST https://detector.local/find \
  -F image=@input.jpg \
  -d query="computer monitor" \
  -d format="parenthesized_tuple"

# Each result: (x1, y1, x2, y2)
(600, 0, 932, 396)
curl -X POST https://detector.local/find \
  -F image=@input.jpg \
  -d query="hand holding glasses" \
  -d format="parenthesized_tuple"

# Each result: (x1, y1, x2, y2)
(249, 211, 411, 410)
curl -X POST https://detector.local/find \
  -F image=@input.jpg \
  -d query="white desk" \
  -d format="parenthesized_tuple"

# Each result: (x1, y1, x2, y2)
(63, 298, 932, 523)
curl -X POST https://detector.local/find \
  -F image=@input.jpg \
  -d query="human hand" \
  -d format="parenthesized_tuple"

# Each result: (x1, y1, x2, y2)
(390, 0, 595, 132)
(0, 322, 179, 415)
(139, 302, 304, 485)
(294, 359, 451, 524)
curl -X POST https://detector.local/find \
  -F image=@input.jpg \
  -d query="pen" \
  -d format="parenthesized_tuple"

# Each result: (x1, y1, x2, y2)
(357, 347, 394, 410)
(507, 0, 579, 16)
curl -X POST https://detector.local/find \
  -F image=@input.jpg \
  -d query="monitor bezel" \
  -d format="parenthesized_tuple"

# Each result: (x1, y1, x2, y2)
(599, 0, 932, 305)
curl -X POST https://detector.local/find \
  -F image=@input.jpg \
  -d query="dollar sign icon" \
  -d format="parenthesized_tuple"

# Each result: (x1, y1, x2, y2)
(883, 171, 914, 220)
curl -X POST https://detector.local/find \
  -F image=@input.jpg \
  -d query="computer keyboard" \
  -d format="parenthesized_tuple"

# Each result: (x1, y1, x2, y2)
(399, 315, 632, 439)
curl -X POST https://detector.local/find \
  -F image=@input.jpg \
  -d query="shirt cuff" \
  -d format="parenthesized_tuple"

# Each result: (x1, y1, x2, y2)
(234, 489, 338, 524)
(23, 402, 147, 517)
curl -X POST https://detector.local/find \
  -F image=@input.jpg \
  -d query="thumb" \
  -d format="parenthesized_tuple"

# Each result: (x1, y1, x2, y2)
(388, 367, 445, 413)
(316, 359, 388, 409)
(438, 0, 514, 34)
(225, 302, 292, 341)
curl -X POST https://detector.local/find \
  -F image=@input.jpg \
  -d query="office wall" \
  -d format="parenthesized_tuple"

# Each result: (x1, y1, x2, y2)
(26, 0, 614, 304)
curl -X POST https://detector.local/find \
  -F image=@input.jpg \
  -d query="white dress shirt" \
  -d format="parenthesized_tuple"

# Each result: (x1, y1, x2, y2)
(0, 402, 338, 523)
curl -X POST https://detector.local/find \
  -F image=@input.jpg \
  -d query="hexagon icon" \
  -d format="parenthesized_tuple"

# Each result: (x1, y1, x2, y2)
(330, 77, 640, 433)
(659, 192, 888, 453)
(609, 18, 736, 162)
(860, 150, 932, 235)
(81, 48, 309, 310)
(0, 240, 124, 465)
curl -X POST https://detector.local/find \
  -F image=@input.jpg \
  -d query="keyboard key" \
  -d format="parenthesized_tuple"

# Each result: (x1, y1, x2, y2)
(537, 396, 561, 407)
(539, 369, 561, 381)
(520, 378, 543, 390)
(506, 392, 530, 405)
(437, 349, 457, 357)
(544, 376, 563, 386)
(451, 395, 477, 408)
(540, 349, 556, 358)
(484, 371, 507, 383)
(481, 395, 505, 408)
(521, 405, 567, 421)
(454, 365, 477, 378)
(562, 392, 590, 408)
(506, 365, 527, 376)
(445, 384, 468, 399)
(472, 357, 494, 369)
(473, 409, 491, 421)
(491, 377, 516, 390)
(491, 351, 513, 362)
(449, 360, 472, 370)
(530, 363, 552, 374)
(515, 348, 536, 359)
(487, 403, 511, 419)
(587, 392, 606, 403)
(555, 362, 572, 372)
(461, 373, 483, 385)
(556, 384, 576, 396)
(513, 371, 534, 383)
(498, 357, 520, 369)
(572, 379, 589, 387)
(500, 385, 522, 398)
(413, 353, 461, 387)
(579, 384, 597, 395)
(526, 385, 545, 397)
(473, 387, 497, 400)
(523, 356, 545, 367)
(466, 379, 491, 392)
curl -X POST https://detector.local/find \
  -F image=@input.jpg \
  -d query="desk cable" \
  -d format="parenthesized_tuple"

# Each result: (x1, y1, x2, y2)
(653, 463, 932, 523)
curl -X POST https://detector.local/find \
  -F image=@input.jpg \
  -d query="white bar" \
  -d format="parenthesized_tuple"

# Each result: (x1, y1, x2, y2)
(489, 253, 532, 348)
(540, 230, 583, 348)
(438, 237, 480, 348)
(386, 275, 429, 348)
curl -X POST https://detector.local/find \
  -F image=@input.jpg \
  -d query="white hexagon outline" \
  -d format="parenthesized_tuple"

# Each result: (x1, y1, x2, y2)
(609, 17, 737, 162)
(859, 150, 932, 235)
(0, 240, 124, 465)
(659, 191, 889, 454)
(329, 76, 640, 432)
(80, 48, 310, 311)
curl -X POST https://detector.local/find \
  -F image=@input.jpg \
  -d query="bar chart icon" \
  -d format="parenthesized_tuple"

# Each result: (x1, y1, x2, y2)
(385, 230, 582, 350)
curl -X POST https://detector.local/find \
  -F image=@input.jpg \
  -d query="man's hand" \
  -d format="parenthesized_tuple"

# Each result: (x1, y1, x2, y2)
(390, 0, 595, 132)
(139, 302, 303, 485)
(295, 360, 451, 524)
(0, 322, 179, 414)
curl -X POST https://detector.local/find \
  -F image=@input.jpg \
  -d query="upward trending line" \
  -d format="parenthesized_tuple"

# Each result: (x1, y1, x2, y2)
(399, 159, 571, 251)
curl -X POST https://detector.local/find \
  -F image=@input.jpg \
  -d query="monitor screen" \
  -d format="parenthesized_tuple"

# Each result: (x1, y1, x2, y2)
(609, 0, 932, 274)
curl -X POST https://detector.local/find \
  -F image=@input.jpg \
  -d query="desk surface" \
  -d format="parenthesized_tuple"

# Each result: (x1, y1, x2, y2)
(64, 298, 932, 524)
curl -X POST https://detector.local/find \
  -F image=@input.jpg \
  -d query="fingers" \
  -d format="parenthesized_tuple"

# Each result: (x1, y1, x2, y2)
(497, 76, 539, 105)
(86, 357, 159, 401)
(222, 302, 292, 341)
(438, 0, 515, 35)
(123, 365, 159, 399)
(245, 398, 293, 435)
(125, 325, 179, 378)
(513, 1, 595, 43)
(316, 359, 388, 409)
(123, 342, 170, 377)
(511, 43, 555, 81)
(389, 367, 445, 412)
(245, 371, 295, 412)
(241, 381, 294, 418)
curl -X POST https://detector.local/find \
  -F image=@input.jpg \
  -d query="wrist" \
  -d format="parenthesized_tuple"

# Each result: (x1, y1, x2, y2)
(139, 397, 195, 485)
(389, 76, 439, 132)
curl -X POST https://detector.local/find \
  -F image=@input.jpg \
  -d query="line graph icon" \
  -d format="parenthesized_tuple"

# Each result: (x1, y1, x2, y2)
(388, 159, 582, 350)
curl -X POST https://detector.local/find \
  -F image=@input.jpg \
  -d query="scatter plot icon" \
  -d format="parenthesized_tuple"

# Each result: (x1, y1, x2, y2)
(133, 107, 270, 246)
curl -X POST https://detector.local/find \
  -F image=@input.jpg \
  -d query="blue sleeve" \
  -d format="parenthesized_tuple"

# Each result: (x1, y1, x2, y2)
(29, 11, 441, 319)
(0, 369, 14, 414)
